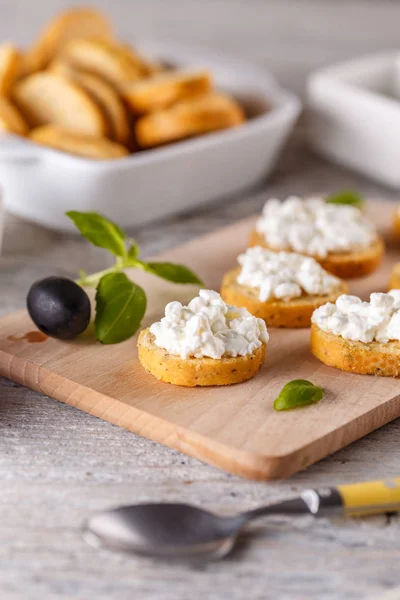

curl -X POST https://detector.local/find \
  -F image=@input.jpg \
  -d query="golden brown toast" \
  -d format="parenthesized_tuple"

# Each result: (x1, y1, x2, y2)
(0, 43, 22, 95)
(22, 7, 114, 74)
(135, 92, 245, 148)
(48, 60, 130, 144)
(220, 267, 348, 328)
(249, 230, 384, 279)
(138, 328, 267, 387)
(390, 263, 400, 290)
(311, 323, 400, 378)
(0, 96, 28, 135)
(60, 38, 143, 89)
(122, 70, 212, 114)
(393, 209, 400, 238)
(30, 125, 129, 160)
(13, 72, 106, 135)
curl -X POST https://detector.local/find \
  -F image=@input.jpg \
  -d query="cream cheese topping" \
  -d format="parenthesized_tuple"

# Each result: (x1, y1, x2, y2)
(149, 289, 269, 359)
(236, 246, 341, 302)
(256, 196, 377, 258)
(312, 291, 400, 343)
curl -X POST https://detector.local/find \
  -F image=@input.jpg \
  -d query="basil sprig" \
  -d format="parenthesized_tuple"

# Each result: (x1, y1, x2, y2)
(325, 190, 365, 209)
(66, 211, 203, 344)
(273, 379, 323, 411)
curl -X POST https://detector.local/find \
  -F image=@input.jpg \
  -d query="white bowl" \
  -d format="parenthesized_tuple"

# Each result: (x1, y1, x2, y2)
(307, 52, 400, 188)
(0, 41, 300, 232)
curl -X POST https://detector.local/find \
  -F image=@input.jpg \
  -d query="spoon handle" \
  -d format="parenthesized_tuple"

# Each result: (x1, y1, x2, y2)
(244, 478, 400, 522)
(337, 478, 400, 516)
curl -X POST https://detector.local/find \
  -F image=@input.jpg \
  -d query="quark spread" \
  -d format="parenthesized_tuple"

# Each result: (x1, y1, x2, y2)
(236, 246, 340, 302)
(256, 196, 377, 258)
(312, 291, 400, 343)
(150, 289, 269, 359)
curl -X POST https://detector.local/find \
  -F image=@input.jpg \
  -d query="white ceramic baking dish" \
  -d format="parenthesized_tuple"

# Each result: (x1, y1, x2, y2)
(0, 41, 300, 232)
(307, 52, 400, 188)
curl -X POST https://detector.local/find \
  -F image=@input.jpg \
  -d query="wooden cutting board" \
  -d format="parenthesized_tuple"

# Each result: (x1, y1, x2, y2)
(1, 201, 399, 480)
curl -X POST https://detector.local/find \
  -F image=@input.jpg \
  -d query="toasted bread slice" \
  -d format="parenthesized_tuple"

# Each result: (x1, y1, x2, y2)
(220, 267, 348, 328)
(390, 263, 400, 290)
(0, 96, 28, 135)
(138, 328, 267, 387)
(49, 61, 130, 144)
(61, 38, 143, 89)
(30, 125, 129, 160)
(311, 323, 400, 378)
(74, 72, 130, 144)
(394, 209, 400, 238)
(135, 92, 245, 148)
(122, 70, 212, 114)
(0, 43, 22, 95)
(13, 72, 106, 135)
(249, 230, 384, 279)
(22, 8, 114, 74)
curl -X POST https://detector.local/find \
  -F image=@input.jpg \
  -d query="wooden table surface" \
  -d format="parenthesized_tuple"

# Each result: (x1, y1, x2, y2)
(2, 2, 400, 599)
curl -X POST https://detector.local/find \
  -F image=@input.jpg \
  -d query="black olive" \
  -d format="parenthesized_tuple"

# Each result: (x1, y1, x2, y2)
(27, 277, 91, 340)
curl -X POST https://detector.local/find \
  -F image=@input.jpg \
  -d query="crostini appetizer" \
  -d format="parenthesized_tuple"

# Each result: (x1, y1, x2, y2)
(311, 291, 400, 377)
(250, 196, 384, 279)
(390, 263, 400, 290)
(220, 246, 347, 328)
(138, 289, 268, 387)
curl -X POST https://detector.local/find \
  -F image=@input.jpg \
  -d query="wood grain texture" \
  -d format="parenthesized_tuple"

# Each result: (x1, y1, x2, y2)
(1, 202, 399, 482)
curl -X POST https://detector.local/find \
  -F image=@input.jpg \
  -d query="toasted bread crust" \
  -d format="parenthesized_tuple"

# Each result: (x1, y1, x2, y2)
(0, 44, 22, 95)
(394, 210, 400, 238)
(135, 92, 245, 148)
(0, 96, 28, 135)
(138, 328, 267, 387)
(390, 263, 400, 290)
(310, 323, 400, 377)
(249, 230, 384, 279)
(13, 72, 106, 135)
(22, 8, 114, 74)
(76, 72, 130, 143)
(49, 63, 130, 143)
(30, 125, 129, 159)
(220, 267, 348, 328)
(123, 70, 212, 114)
(61, 38, 142, 88)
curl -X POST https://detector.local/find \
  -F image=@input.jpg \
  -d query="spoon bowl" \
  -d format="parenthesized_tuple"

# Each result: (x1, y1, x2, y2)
(83, 503, 246, 560)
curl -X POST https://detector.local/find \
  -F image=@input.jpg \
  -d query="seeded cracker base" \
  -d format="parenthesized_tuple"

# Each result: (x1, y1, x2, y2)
(310, 323, 400, 378)
(220, 267, 348, 328)
(137, 328, 267, 387)
(249, 231, 385, 279)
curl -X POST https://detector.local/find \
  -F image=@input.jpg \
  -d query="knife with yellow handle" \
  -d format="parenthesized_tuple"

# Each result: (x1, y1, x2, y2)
(299, 478, 400, 517)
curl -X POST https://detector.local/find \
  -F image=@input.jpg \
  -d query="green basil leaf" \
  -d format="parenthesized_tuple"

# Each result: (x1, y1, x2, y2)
(95, 272, 146, 344)
(66, 211, 127, 257)
(137, 261, 203, 285)
(325, 190, 364, 208)
(127, 240, 139, 261)
(273, 379, 323, 411)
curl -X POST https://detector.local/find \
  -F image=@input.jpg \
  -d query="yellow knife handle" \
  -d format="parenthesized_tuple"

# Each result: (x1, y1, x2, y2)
(337, 478, 400, 516)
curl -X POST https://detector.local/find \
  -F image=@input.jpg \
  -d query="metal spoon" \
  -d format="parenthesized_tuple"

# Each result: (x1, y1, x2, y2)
(83, 478, 400, 561)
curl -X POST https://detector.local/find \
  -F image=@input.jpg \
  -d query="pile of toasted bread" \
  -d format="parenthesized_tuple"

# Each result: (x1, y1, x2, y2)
(0, 7, 245, 160)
